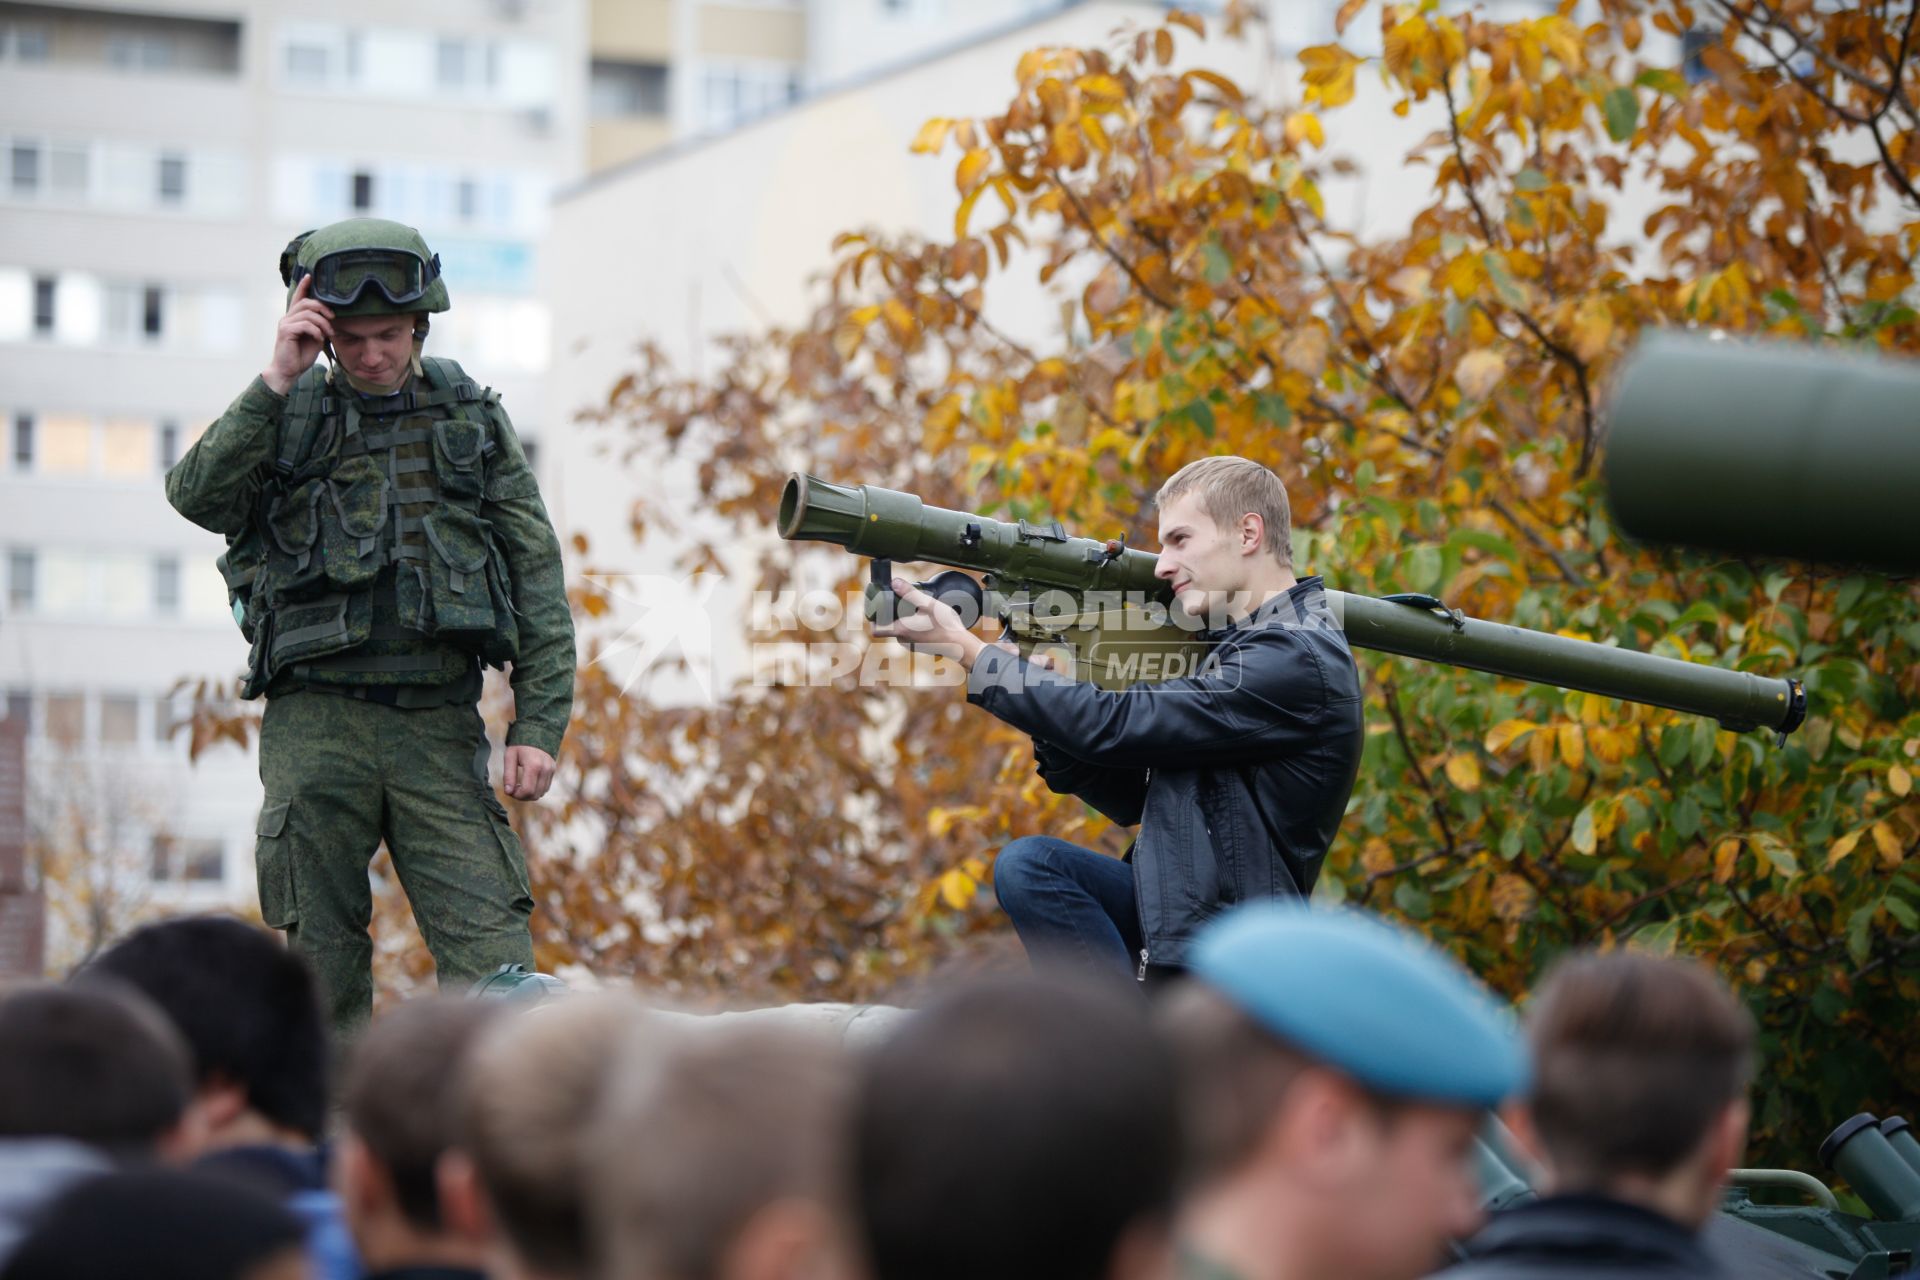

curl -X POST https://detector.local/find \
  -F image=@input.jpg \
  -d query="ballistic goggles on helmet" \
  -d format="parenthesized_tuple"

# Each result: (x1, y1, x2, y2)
(291, 247, 443, 308)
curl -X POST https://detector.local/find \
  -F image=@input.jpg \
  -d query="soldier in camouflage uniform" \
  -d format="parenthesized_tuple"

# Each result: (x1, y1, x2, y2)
(166, 218, 575, 1037)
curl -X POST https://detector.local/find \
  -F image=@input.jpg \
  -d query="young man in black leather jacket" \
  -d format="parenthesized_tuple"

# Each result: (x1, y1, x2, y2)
(876, 456, 1364, 981)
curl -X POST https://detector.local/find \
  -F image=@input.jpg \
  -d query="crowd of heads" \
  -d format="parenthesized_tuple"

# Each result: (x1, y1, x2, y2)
(0, 905, 1763, 1280)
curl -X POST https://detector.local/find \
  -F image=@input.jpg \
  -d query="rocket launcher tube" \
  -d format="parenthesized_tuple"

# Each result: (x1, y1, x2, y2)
(778, 473, 1805, 738)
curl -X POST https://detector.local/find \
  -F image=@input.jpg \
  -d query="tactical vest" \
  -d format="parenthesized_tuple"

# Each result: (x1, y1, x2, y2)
(218, 357, 521, 700)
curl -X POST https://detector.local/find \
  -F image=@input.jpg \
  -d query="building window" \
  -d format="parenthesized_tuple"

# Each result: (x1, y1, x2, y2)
(48, 143, 86, 197)
(9, 140, 38, 194)
(157, 153, 187, 204)
(6, 549, 34, 611)
(351, 170, 374, 211)
(39, 415, 89, 473)
(106, 33, 176, 71)
(701, 62, 802, 132)
(287, 40, 328, 81)
(456, 177, 479, 222)
(3, 690, 29, 732)
(11, 414, 31, 471)
(3, 25, 51, 62)
(142, 285, 164, 337)
(154, 556, 180, 615)
(43, 693, 83, 744)
(151, 835, 225, 883)
(158, 421, 179, 470)
(31, 275, 55, 334)
(100, 695, 139, 745)
(101, 419, 150, 476)
(436, 37, 468, 87)
(590, 61, 670, 118)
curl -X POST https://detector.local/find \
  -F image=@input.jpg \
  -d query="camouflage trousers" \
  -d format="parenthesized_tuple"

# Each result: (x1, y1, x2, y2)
(254, 689, 535, 1038)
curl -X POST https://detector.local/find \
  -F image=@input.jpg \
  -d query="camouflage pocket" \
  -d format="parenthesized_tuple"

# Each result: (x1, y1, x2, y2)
(254, 796, 296, 929)
(266, 479, 328, 600)
(422, 508, 496, 638)
(320, 455, 388, 592)
(431, 416, 487, 499)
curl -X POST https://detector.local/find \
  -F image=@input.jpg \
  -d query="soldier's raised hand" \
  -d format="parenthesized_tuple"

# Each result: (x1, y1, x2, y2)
(262, 275, 334, 395)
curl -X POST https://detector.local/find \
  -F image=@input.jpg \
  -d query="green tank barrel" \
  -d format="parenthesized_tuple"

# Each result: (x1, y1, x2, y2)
(1604, 333, 1920, 572)
(779, 474, 1804, 736)
(1820, 1114, 1920, 1222)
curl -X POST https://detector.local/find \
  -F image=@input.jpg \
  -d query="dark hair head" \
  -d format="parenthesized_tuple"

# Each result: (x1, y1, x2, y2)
(0, 982, 192, 1157)
(1525, 950, 1756, 1186)
(0, 1168, 306, 1280)
(854, 975, 1180, 1280)
(344, 996, 503, 1231)
(77, 916, 329, 1139)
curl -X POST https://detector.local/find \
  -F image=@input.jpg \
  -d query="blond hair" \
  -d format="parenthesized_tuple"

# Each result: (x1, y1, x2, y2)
(455, 994, 649, 1277)
(1156, 456, 1293, 567)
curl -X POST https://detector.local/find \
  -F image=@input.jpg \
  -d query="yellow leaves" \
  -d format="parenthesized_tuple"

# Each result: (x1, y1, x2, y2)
(1360, 837, 1396, 875)
(1454, 348, 1508, 400)
(1051, 120, 1088, 169)
(1484, 719, 1537, 754)
(1871, 821, 1905, 867)
(1891, 765, 1913, 797)
(1089, 427, 1135, 457)
(1440, 253, 1484, 298)
(1334, 0, 1369, 37)
(1185, 69, 1245, 104)
(1490, 873, 1536, 922)
(1284, 111, 1326, 149)
(1569, 298, 1614, 363)
(1300, 44, 1361, 108)
(911, 117, 953, 155)
(1083, 114, 1112, 154)
(954, 186, 986, 239)
(1075, 73, 1125, 104)
(1386, 266, 1431, 300)
(1443, 753, 1482, 791)
(1714, 837, 1742, 884)
(955, 147, 993, 195)
(882, 297, 916, 342)
(1281, 324, 1331, 377)
(1827, 828, 1863, 869)
(939, 870, 973, 909)
(1165, 10, 1206, 38)
(1558, 723, 1585, 769)
(1381, 13, 1466, 96)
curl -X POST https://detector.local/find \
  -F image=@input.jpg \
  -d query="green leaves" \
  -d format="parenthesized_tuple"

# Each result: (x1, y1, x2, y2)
(1603, 86, 1640, 142)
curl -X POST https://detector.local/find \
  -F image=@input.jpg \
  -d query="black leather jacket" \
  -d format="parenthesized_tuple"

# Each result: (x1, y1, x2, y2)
(1434, 1194, 1832, 1280)
(967, 576, 1364, 972)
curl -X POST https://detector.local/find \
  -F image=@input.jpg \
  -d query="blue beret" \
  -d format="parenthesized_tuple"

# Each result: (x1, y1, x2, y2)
(1189, 901, 1528, 1107)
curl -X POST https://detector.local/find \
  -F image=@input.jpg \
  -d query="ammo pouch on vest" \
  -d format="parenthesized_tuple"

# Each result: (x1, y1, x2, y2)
(392, 508, 519, 664)
(431, 418, 486, 498)
(319, 455, 388, 592)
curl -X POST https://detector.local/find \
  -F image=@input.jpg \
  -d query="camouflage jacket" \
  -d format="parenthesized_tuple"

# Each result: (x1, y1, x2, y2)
(166, 366, 575, 759)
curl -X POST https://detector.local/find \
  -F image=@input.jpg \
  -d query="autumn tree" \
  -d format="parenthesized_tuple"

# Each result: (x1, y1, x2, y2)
(549, 0, 1920, 1167)
(168, 1, 1920, 1164)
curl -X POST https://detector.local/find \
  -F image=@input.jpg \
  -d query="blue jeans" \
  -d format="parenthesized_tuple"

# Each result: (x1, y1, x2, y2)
(992, 836, 1143, 981)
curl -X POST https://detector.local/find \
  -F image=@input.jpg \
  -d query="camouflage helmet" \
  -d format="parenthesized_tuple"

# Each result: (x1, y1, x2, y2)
(470, 962, 568, 1003)
(279, 217, 450, 318)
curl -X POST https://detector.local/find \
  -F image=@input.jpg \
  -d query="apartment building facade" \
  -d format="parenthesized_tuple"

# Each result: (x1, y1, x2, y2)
(0, 0, 587, 965)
